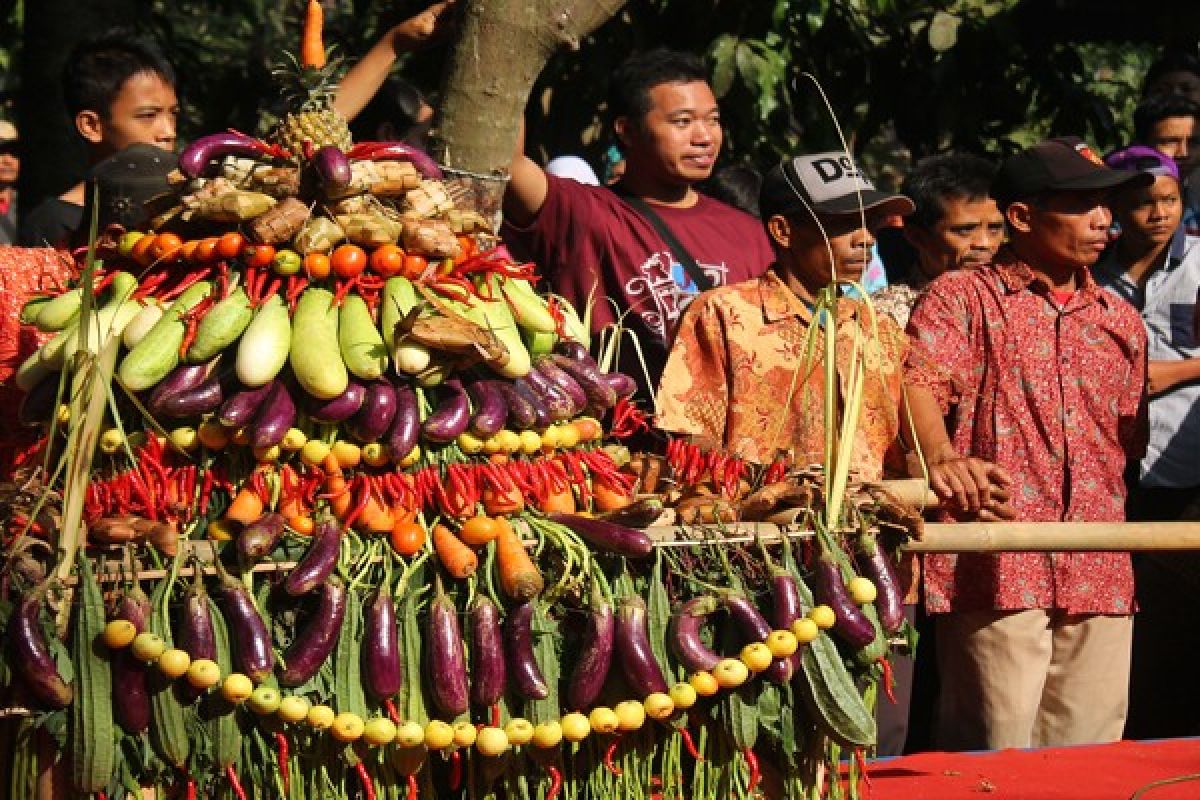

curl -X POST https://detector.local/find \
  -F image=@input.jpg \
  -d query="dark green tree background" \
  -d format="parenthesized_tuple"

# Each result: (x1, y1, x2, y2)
(3, 0, 1198, 209)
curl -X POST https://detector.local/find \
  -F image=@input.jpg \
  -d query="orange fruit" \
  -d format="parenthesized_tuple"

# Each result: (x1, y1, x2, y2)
(369, 244, 405, 277)
(304, 252, 331, 281)
(215, 232, 245, 260)
(152, 232, 184, 262)
(330, 244, 368, 279)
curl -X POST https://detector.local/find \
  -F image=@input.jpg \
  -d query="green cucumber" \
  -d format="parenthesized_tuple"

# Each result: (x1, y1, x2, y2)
(380, 276, 419, 357)
(289, 287, 348, 400)
(236, 294, 291, 387)
(36, 324, 76, 370)
(186, 286, 253, 363)
(122, 301, 165, 350)
(20, 295, 52, 325)
(118, 280, 212, 392)
(338, 293, 388, 380)
(34, 287, 82, 332)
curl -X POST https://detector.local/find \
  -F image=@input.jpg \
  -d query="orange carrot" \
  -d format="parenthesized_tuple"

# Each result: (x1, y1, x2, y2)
(482, 483, 524, 516)
(301, 0, 326, 68)
(390, 520, 426, 556)
(458, 516, 502, 547)
(287, 515, 315, 536)
(325, 470, 353, 519)
(592, 476, 633, 513)
(536, 484, 576, 514)
(356, 492, 396, 535)
(224, 487, 264, 525)
(494, 520, 543, 601)
(433, 523, 477, 578)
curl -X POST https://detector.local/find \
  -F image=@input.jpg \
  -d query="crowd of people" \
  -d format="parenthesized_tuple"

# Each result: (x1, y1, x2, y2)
(1, 4, 1199, 760)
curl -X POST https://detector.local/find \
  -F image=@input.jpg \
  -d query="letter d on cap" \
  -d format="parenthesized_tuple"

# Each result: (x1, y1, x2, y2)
(811, 157, 844, 183)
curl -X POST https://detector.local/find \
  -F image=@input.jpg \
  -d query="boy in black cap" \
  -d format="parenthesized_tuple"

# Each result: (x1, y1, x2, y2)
(903, 137, 1151, 750)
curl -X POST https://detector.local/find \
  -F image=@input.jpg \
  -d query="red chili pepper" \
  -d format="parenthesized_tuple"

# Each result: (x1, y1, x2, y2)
(879, 657, 897, 705)
(545, 764, 563, 800)
(491, 702, 501, 728)
(200, 469, 213, 516)
(356, 762, 378, 800)
(97, 793, 107, 800)
(853, 747, 872, 790)
(343, 477, 373, 530)
(184, 777, 196, 800)
(275, 732, 290, 794)
(678, 726, 703, 761)
(743, 747, 761, 793)
(449, 749, 463, 791)
(603, 736, 623, 776)
(405, 773, 418, 800)
(333, 276, 358, 307)
(261, 276, 281, 302)
(226, 766, 248, 800)
(159, 268, 211, 302)
(385, 698, 402, 725)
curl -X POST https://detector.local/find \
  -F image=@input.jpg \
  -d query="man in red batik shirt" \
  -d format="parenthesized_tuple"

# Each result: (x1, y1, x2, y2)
(904, 137, 1151, 751)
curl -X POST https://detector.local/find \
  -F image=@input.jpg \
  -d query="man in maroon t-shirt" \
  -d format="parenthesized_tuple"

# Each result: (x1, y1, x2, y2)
(502, 49, 773, 397)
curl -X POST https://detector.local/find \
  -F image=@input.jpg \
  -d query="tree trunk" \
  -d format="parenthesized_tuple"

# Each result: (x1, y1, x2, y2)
(432, 0, 624, 218)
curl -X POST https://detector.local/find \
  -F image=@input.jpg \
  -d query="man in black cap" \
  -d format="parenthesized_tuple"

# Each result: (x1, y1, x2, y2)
(903, 137, 1151, 750)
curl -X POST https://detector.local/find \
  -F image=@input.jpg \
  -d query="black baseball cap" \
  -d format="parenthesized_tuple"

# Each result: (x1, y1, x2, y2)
(759, 152, 915, 221)
(992, 136, 1153, 209)
(83, 143, 174, 230)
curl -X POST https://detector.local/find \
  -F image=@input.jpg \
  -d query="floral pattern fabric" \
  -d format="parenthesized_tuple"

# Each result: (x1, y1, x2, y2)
(905, 249, 1148, 615)
(656, 271, 907, 476)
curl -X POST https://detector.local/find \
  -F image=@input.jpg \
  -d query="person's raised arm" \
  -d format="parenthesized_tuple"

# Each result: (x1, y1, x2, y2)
(333, 0, 455, 123)
(502, 117, 549, 228)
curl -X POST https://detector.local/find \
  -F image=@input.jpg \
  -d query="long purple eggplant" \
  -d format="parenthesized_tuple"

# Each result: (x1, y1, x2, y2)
(426, 580, 469, 716)
(669, 596, 722, 672)
(250, 379, 296, 449)
(566, 584, 614, 711)
(546, 512, 653, 558)
(160, 373, 224, 417)
(724, 591, 790, 683)
(813, 556, 876, 649)
(469, 595, 507, 708)
(770, 570, 804, 681)
(554, 340, 591, 362)
(494, 381, 538, 430)
(386, 385, 420, 462)
(615, 595, 668, 697)
(505, 601, 548, 700)
(348, 380, 397, 443)
(176, 569, 217, 703)
(422, 379, 471, 443)
(467, 380, 507, 438)
(148, 362, 210, 417)
(217, 380, 275, 428)
(513, 378, 553, 428)
(8, 585, 73, 709)
(236, 512, 286, 566)
(854, 530, 906, 635)
(283, 517, 342, 596)
(548, 353, 617, 409)
(363, 586, 402, 701)
(280, 577, 347, 686)
(532, 358, 587, 412)
(112, 586, 152, 733)
(213, 561, 274, 683)
(305, 380, 366, 423)
(602, 372, 638, 398)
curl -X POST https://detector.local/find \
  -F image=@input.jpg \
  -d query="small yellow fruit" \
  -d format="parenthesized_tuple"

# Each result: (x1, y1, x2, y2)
(615, 700, 646, 731)
(588, 706, 619, 735)
(400, 445, 422, 468)
(362, 717, 398, 746)
(483, 435, 502, 455)
(560, 712, 591, 742)
(668, 682, 698, 710)
(361, 442, 389, 467)
(157, 648, 192, 678)
(740, 642, 774, 673)
(247, 686, 282, 714)
(505, 718, 535, 746)
(130, 632, 167, 662)
(496, 429, 521, 454)
(206, 519, 237, 541)
(395, 720, 425, 748)
(643, 692, 676, 720)
(331, 712, 365, 742)
(531, 721, 563, 748)
(457, 431, 485, 455)
(277, 695, 311, 723)
(221, 673, 254, 703)
(808, 605, 837, 630)
(847, 576, 878, 605)
(766, 630, 799, 658)
(168, 426, 199, 453)
(791, 617, 820, 644)
(424, 719, 454, 750)
(689, 671, 720, 697)
(330, 440, 361, 468)
(280, 427, 308, 451)
(300, 439, 331, 466)
(556, 423, 580, 449)
(307, 704, 336, 730)
(452, 720, 478, 748)
(252, 444, 281, 463)
(186, 658, 221, 690)
(540, 425, 562, 449)
(713, 657, 750, 689)
(98, 428, 124, 455)
(102, 619, 137, 649)
(475, 726, 509, 757)
(518, 430, 542, 454)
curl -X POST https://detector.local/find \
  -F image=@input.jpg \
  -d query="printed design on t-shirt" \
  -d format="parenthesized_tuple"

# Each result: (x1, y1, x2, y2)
(623, 250, 728, 340)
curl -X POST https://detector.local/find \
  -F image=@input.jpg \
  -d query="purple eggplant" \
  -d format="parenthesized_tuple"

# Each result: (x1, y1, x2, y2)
(615, 595, 668, 697)
(469, 595, 507, 708)
(161, 373, 224, 418)
(494, 381, 538, 430)
(8, 585, 73, 709)
(813, 556, 876, 649)
(546, 512, 653, 558)
(249, 379, 296, 449)
(532, 359, 587, 413)
(214, 562, 274, 683)
(179, 131, 268, 178)
(386, 385, 420, 462)
(280, 577, 347, 686)
(426, 580, 469, 716)
(723, 591, 790, 683)
(854, 530, 905, 635)
(669, 596, 722, 672)
(422, 379, 470, 443)
(176, 569, 216, 702)
(283, 516, 342, 596)
(602, 372, 638, 398)
(363, 586, 402, 701)
(236, 512, 286, 566)
(19, 376, 59, 426)
(548, 353, 617, 409)
(554, 340, 591, 362)
(770, 570, 804, 681)
(513, 378, 553, 428)
(217, 380, 275, 428)
(505, 601, 548, 700)
(312, 145, 352, 191)
(467, 380, 508, 438)
(566, 584, 614, 711)
(148, 362, 210, 417)
(305, 380, 366, 423)
(112, 587, 152, 733)
(348, 380, 398, 443)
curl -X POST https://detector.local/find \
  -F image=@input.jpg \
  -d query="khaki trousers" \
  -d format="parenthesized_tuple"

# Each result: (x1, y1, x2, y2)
(935, 609, 1132, 751)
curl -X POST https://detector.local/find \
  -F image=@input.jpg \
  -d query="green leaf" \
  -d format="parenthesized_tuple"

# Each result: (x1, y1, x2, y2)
(529, 603, 561, 725)
(709, 34, 739, 97)
(647, 551, 675, 680)
(333, 589, 368, 719)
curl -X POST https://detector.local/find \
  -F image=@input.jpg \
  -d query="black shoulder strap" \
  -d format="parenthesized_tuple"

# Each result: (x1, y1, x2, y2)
(614, 189, 714, 293)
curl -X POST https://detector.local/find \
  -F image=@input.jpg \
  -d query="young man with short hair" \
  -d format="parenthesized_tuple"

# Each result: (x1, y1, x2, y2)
(19, 31, 178, 248)
(904, 137, 1150, 751)
(1132, 93, 1200, 235)
(502, 49, 773, 396)
(873, 153, 1004, 327)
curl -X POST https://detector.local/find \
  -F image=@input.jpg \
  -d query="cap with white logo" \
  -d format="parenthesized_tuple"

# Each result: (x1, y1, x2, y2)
(759, 152, 914, 221)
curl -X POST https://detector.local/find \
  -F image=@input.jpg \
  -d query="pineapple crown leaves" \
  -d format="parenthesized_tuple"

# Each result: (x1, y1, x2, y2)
(270, 48, 346, 102)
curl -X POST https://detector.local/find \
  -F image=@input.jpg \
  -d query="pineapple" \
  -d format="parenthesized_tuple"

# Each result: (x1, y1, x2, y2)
(269, 51, 353, 155)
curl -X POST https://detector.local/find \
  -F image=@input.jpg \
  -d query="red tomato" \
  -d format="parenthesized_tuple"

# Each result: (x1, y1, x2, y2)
(216, 232, 246, 260)
(330, 244, 368, 279)
(130, 234, 158, 266)
(152, 232, 184, 262)
(195, 237, 220, 263)
(304, 252, 331, 281)
(180, 239, 202, 262)
(369, 244, 405, 277)
(243, 244, 276, 269)
(402, 254, 429, 280)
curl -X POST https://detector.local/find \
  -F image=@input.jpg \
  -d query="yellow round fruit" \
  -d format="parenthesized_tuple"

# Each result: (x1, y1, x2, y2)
(669, 682, 699, 710)
(252, 444, 281, 463)
(791, 617, 819, 644)
(362, 717, 398, 746)
(102, 619, 137, 649)
(157, 648, 192, 678)
(307, 704, 336, 730)
(278, 695, 311, 723)
(395, 721, 425, 748)
(643, 692, 676, 720)
(331, 712, 365, 742)
(197, 420, 229, 450)
(452, 720, 478, 748)
(400, 444, 422, 468)
(221, 673, 254, 703)
(518, 430, 542, 454)
(556, 423, 580, 449)
(330, 440, 361, 468)
(496, 429, 521, 454)
(168, 426, 199, 453)
(532, 721, 563, 749)
(713, 657, 750, 689)
(247, 686, 282, 714)
(130, 632, 167, 662)
(808, 605, 837, 630)
(118, 230, 145, 257)
(475, 726, 509, 757)
(560, 712, 591, 742)
(766, 630, 799, 659)
(457, 431, 485, 455)
(540, 425, 562, 449)
(847, 576, 878, 605)
(588, 706, 619, 735)
(505, 718, 535, 746)
(361, 442, 390, 467)
(206, 519, 237, 541)
(99, 428, 124, 455)
(689, 671, 720, 697)
(300, 439, 331, 466)
(424, 720, 454, 750)
(186, 658, 221, 690)
(280, 427, 307, 451)
(615, 700, 646, 731)
(482, 435, 502, 455)
(740, 642, 774, 673)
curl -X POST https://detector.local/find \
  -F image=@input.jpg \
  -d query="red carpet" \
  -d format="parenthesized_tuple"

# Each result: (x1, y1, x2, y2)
(862, 739, 1200, 799)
